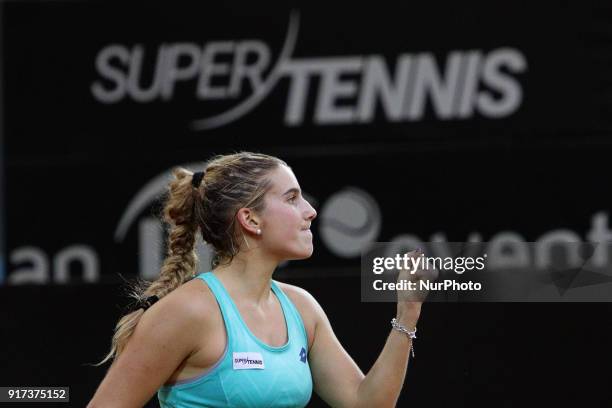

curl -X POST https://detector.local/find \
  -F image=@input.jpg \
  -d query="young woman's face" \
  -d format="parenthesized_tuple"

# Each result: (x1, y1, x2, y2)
(259, 165, 317, 261)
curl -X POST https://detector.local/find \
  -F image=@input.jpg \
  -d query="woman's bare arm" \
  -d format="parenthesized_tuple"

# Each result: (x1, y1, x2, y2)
(288, 257, 426, 408)
(306, 294, 416, 408)
(87, 294, 208, 408)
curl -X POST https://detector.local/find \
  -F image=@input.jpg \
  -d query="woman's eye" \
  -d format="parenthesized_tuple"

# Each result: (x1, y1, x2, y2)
(288, 195, 297, 203)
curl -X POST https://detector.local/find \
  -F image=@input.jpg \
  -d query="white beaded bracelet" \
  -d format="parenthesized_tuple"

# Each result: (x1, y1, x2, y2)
(391, 318, 417, 358)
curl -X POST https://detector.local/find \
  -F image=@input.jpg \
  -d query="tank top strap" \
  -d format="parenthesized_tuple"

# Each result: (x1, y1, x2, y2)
(197, 272, 241, 350)
(271, 280, 310, 351)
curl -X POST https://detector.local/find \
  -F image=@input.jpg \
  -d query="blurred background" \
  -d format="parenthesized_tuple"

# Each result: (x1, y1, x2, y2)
(2, 1, 612, 406)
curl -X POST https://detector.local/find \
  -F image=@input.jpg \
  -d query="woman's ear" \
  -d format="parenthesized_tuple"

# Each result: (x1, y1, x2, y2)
(236, 207, 262, 235)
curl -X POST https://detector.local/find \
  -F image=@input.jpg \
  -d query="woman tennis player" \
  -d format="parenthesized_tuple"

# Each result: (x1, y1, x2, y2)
(88, 152, 428, 408)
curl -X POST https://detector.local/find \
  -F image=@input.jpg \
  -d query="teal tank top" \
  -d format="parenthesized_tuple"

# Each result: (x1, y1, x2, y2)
(157, 272, 313, 408)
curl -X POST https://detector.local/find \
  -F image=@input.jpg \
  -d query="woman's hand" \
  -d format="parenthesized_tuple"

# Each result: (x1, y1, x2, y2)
(395, 249, 438, 329)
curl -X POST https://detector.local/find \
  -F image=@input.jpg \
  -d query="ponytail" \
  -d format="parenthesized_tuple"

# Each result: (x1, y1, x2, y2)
(94, 167, 203, 365)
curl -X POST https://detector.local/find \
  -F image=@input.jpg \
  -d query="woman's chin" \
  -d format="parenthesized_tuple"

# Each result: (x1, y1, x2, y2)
(302, 243, 314, 257)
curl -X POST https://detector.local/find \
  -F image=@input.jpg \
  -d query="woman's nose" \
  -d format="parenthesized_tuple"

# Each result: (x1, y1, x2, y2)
(306, 202, 317, 220)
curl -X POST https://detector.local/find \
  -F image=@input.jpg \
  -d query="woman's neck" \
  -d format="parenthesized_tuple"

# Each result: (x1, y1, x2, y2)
(213, 255, 279, 307)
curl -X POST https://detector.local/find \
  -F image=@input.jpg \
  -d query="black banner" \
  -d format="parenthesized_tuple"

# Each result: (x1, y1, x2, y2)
(4, 1, 612, 285)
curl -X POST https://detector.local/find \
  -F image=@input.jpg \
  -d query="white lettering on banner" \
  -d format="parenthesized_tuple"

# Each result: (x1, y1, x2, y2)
(7, 174, 612, 286)
(7, 245, 99, 285)
(91, 41, 271, 103)
(90, 12, 528, 129)
(281, 49, 526, 125)
(112, 168, 612, 282)
(233, 352, 265, 370)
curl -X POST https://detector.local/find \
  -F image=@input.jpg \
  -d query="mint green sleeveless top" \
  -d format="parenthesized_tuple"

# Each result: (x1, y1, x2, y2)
(157, 272, 313, 408)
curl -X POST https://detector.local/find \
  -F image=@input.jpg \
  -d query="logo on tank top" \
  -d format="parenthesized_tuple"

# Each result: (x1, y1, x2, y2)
(233, 352, 265, 370)
(299, 347, 307, 363)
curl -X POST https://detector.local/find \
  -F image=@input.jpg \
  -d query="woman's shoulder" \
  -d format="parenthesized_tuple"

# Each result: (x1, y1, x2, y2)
(147, 275, 219, 327)
(274, 281, 325, 324)
(123, 277, 219, 363)
(275, 280, 316, 306)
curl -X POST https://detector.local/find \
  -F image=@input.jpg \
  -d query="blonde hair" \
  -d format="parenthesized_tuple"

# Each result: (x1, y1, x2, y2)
(95, 151, 286, 365)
